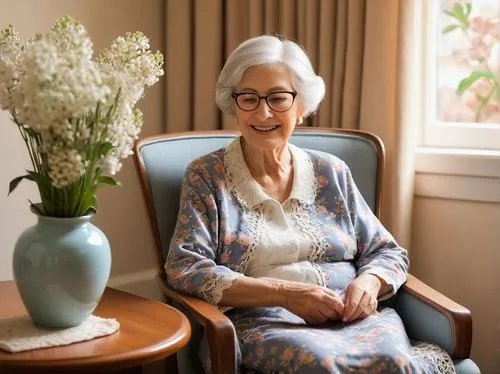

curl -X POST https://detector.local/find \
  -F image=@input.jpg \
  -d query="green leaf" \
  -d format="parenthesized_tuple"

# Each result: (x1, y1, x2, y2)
(97, 175, 121, 187)
(75, 185, 97, 217)
(443, 9, 458, 19)
(95, 142, 113, 158)
(26, 171, 50, 192)
(456, 70, 497, 95)
(465, 2, 472, 17)
(26, 171, 56, 213)
(28, 200, 44, 215)
(8, 174, 34, 196)
(453, 3, 465, 22)
(94, 102, 101, 120)
(86, 206, 97, 215)
(85, 195, 98, 215)
(494, 81, 500, 101)
(479, 94, 490, 106)
(442, 24, 460, 34)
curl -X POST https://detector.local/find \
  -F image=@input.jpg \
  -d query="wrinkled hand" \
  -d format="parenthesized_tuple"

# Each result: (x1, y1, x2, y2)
(279, 281, 345, 325)
(342, 273, 381, 323)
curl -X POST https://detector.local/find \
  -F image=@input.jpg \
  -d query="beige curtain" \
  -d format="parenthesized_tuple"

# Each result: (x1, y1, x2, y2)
(165, 0, 366, 130)
(164, 0, 420, 248)
(359, 1, 421, 248)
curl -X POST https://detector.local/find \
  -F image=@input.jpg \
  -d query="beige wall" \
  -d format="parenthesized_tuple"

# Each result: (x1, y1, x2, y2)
(0, 1, 496, 372)
(411, 197, 500, 373)
(0, 0, 164, 294)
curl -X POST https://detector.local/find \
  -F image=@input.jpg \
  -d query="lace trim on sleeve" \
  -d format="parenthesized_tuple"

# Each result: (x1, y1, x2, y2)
(359, 267, 399, 300)
(200, 273, 241, 305)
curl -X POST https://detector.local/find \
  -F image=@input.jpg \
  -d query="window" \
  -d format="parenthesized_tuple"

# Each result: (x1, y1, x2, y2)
(422, 0, 500, 150)
(416, 0, 500, 203)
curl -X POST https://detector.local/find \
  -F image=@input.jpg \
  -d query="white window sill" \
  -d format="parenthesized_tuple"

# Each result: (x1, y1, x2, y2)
(415, 147, 500, 203)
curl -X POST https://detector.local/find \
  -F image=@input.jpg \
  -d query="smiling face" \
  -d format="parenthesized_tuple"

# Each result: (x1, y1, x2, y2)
(233, 63, 303, 152)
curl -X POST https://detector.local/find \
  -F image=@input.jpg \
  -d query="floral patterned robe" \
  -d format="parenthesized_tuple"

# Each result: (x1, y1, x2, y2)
(166, 138, 455, 374)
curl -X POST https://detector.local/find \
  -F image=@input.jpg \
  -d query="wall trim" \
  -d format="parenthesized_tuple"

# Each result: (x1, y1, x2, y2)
(108, 268, 156, 288)
(107, 268, 162, 301)
(416, 147, 500, 178)
(415, 173, 500, 203)
(415, 148, 500, 202)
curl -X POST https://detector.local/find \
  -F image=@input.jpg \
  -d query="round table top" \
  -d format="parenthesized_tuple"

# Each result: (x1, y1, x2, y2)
(0, 280, 191, 372)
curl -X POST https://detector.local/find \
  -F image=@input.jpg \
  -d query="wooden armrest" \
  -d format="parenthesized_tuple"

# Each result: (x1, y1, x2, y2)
(401, 274, 472, 358)
(157, 273, 237, 374)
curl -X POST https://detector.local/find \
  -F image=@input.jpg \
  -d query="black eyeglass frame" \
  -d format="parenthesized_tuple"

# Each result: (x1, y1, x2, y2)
(231, 91, 298, 112)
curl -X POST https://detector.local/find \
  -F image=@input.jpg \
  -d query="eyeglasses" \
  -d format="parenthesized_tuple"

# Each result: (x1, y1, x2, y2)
(232, 91, 297, 112)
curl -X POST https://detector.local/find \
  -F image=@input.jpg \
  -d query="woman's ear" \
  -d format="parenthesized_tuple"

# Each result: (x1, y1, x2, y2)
(296, 110, 304, 126)
(295, 103, 305, 126)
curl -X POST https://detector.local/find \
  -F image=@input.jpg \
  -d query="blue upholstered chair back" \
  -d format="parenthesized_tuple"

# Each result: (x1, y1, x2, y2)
(135, 129, 480, 374)
(137, 128, 384, 265)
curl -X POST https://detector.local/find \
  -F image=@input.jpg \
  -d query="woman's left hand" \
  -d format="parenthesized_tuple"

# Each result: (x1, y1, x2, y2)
(341, 273, 381, 323)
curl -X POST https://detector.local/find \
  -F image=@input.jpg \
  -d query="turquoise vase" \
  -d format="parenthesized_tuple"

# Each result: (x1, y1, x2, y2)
(12, 210, 111, 328)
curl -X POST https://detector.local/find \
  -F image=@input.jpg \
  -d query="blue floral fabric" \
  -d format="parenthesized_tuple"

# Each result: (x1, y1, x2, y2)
(228, 307, 442, 373)
(166, 138, 454, 373)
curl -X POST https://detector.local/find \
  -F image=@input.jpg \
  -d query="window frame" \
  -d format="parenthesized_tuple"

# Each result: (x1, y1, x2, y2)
(420, 0, 500, 151)
(416, 0, 500, 203)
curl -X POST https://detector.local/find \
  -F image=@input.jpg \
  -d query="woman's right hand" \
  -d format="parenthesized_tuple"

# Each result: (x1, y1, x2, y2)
(277, 281, 345, 325)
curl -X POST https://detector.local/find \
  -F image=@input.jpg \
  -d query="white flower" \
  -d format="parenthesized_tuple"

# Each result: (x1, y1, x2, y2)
(47, 147, 84, 188)
(101, 154, 122, 176)
(10, 18, 109, 133)
(0, 15, 164, 216)
(0, 25, 24, 110)
(95, 31, 163, 169)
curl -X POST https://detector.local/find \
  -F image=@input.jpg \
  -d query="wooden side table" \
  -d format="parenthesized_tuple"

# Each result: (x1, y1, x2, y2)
(0, 280, 190, 373)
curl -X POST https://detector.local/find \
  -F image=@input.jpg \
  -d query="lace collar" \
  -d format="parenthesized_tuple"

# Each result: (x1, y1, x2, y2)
(224, 137, 316, 209)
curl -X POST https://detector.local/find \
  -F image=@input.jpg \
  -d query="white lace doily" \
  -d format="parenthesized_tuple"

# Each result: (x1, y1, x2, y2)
(411, 341, 457, 374)
(0, 314, 120, 353)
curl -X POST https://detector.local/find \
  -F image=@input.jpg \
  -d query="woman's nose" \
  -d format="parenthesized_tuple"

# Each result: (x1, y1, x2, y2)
(254, 99, 273, 120)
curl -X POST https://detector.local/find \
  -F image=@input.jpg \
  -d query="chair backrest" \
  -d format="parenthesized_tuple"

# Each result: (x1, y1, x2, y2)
(134, 128, 384, 275)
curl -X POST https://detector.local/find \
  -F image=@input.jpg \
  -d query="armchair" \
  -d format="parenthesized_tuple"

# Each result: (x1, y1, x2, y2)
(134, 128, 480, 374)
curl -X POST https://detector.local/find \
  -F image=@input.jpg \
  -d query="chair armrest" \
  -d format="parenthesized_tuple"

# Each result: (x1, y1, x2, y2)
(394, 274, 472, 359)
(157, 274, 237, 374)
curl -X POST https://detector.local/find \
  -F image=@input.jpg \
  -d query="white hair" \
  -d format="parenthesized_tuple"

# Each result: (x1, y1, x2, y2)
(215, 35, 325, 117)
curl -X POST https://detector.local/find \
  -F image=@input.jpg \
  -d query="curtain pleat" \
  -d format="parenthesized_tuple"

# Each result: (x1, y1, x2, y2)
(343, 0, 365, 129)
(278, 0, 296, 38)
(165, 0, 192, 132)
(193, 0, 222, 130)
(165, 0, 365, 132)
(248, 0, 265, 36)
(164, 0, 419, 246)
(359, 0, 420, 247)
(316, 0, 335, 127)
(225, 1, 247, 54)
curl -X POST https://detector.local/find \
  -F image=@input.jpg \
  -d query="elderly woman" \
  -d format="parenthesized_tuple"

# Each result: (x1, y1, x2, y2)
(166, 35, 455, 373)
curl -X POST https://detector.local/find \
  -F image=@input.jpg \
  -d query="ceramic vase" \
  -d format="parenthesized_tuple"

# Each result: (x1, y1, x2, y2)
(12, 209, 111, 328)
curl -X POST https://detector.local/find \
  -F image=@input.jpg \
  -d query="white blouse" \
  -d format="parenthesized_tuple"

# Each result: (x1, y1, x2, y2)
(238, 142, 322, 285)
(245, 199, 320, 284)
